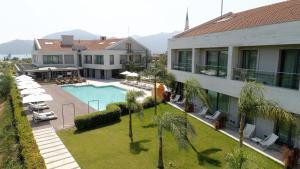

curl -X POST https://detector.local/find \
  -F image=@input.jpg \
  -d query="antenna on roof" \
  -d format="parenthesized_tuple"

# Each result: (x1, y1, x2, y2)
(127, 26, 130, 37)
(221, 0, 224, 17)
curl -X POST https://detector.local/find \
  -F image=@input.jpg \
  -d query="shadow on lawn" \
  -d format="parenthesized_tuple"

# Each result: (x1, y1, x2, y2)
(130, 139, 150, 154)
(141, 123, 157, 129)
(189, 141, 222, 167)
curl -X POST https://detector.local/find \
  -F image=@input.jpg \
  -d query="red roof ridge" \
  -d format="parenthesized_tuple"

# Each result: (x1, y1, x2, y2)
(175, 0, 300, 38)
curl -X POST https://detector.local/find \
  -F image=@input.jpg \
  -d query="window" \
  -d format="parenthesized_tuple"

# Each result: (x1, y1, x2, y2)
(64, 55, 74, 64)
(206, 50, 228, 77)
(110, 55, 114, 65)
(120, 55, 127, 64)
(134, 55, 142, 63)
(94, 55, 104, 64)
(275, 118, 298, 147)
(172, 50, 192, 72)
(240, 50, 257, 69)
(84, 55, 92, 64)
(43, 55, 63, 64)
(126, 43, 132, 53)
(207, 90, 229, 114)
(278, 49, 300, 89)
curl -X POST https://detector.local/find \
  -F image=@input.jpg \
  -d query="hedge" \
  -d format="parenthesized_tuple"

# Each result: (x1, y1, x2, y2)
(75, 104, 121, 130)
(107, 102, 129, 116)
(142, 96, 159, 108)
(10, 83, 46, 169)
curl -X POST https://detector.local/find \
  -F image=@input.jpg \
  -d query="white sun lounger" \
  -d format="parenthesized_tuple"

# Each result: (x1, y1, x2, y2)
(243, 124, 256, 139)
(205, 110, 221, 121)
(170, 95, 180, 102)
(29, 102, 49, 110)
(259, 133, 279, 150)
(32, 111, 57, 123)
(176, 98, 186, 105)
(197, 107, 208, 116)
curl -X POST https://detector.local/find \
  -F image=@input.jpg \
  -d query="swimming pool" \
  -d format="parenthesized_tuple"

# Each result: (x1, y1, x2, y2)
(62, 85, 127, 111)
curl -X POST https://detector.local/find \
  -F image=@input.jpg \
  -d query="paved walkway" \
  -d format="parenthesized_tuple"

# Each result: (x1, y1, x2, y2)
(33, 127, 80, 169)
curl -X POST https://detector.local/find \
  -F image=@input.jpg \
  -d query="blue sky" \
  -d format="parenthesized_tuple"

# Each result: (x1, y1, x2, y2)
(0, 0, 285, 43)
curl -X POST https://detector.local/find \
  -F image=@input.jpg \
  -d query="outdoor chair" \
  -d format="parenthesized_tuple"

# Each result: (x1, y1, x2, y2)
(197, 107, 208, 116)
(32, 111, 57, 123)
(259, 133, 279, 150)
(176, 98, 185, 105)
(170, 95, 180, 102)
(243, 123, 256, 139)
(205, 110, 221, 121)
(29, 102, 49, 111)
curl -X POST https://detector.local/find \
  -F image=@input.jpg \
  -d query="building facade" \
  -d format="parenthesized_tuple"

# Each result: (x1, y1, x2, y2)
(19, 35, 150, 80)
(168, 1, 300, 148)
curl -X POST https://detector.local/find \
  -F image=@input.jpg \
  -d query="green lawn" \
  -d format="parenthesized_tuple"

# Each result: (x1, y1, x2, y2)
(58, 104, 283, 169)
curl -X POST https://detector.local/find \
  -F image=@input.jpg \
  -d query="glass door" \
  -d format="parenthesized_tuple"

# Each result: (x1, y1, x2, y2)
(278, 50, 300, 89)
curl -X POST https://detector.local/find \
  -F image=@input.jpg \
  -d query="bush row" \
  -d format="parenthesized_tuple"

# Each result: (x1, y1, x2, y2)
(74, 96, 160, 131)
(10, 84, 46, 169)
(74, 104, 121, 130)
(0, 101, 23, 169)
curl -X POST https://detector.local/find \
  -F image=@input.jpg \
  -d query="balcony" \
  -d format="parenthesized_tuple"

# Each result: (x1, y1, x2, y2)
(172, 63, 192, 72)
(232, 68, 300, 90)
(195, 64, 227, 78)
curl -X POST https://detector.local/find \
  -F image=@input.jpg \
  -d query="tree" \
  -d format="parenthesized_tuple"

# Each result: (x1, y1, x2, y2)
(143, 61, 176, 115)
(154, 112, 196, 169)
(225, 147, 248, 169)
(126, 90, 145, 142)
(238, 82, 295, 147)
(183, 78, 209, 130)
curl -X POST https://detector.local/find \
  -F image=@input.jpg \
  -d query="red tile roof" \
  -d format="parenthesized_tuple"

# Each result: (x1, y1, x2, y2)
(175, 0, 300, 38)
(37, 38, 123, 51)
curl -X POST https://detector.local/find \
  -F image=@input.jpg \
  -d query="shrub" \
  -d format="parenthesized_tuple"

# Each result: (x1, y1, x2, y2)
(10, 83, 46, 169)
(0, 101, 22, 169)
(75, 105, 121, 130)
(142, 96, 159, 108)
(109, 102, 128, 116)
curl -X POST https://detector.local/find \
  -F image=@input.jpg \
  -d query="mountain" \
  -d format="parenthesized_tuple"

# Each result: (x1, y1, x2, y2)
(0, 40, 33, 55)
(0, 30, 180, 55)
(133, 31, 180, 53)
(43, 29, 100, 40)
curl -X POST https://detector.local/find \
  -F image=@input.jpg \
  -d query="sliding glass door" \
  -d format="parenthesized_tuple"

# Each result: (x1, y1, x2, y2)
(278, 49, 300, 89)
(206, 50, 228, 77)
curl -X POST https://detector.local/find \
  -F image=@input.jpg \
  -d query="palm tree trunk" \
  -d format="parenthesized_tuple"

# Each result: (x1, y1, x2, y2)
(184, 111, 188, 136)
(154, 75, 157, 115)
(239, 114, 246, 147)
(157, 127, 164, 169)
(129, 110, 133, 142)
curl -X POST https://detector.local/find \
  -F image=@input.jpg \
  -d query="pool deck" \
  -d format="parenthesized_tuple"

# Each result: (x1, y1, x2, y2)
(28, 79, 151, 131)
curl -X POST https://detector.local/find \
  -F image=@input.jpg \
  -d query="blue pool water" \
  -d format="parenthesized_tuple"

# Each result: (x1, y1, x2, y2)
(62, 85, 127, 111)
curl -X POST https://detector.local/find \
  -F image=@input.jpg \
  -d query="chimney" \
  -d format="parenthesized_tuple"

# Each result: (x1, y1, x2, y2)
(61, 35, 74, 46)
(100, 36, 106, 40)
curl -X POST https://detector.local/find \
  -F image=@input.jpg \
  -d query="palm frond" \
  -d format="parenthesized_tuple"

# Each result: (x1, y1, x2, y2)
(184, 78, 210, 109)
(259, 100, 295, 123)
(155, 112, 196, 149)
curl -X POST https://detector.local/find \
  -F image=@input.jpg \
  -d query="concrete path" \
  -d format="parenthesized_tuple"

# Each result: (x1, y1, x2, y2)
(33, 127, 80, 169)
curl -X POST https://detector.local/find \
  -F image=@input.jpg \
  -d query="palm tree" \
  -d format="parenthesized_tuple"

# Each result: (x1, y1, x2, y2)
(154, 111, 196, 169)
(184, 77, 209, 111)
(225, 147, 248, 169)
(126, 90, 145, 143)
(238, 82, 295, 147)
(143, 61, 176, 115)
(183, 78, 210, 131)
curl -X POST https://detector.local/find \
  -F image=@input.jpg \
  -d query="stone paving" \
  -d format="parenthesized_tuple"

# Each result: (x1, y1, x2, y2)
(32, 127, 80, 169)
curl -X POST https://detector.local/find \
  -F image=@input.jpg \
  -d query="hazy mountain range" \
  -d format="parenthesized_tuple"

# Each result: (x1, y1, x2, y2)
(0, 29, 180, 56)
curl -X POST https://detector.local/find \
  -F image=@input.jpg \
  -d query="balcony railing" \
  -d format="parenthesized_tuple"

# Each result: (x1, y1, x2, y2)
(195, 64, 227, 78)
(172, 63, 192, 72)
(232, 68, 300, 90)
